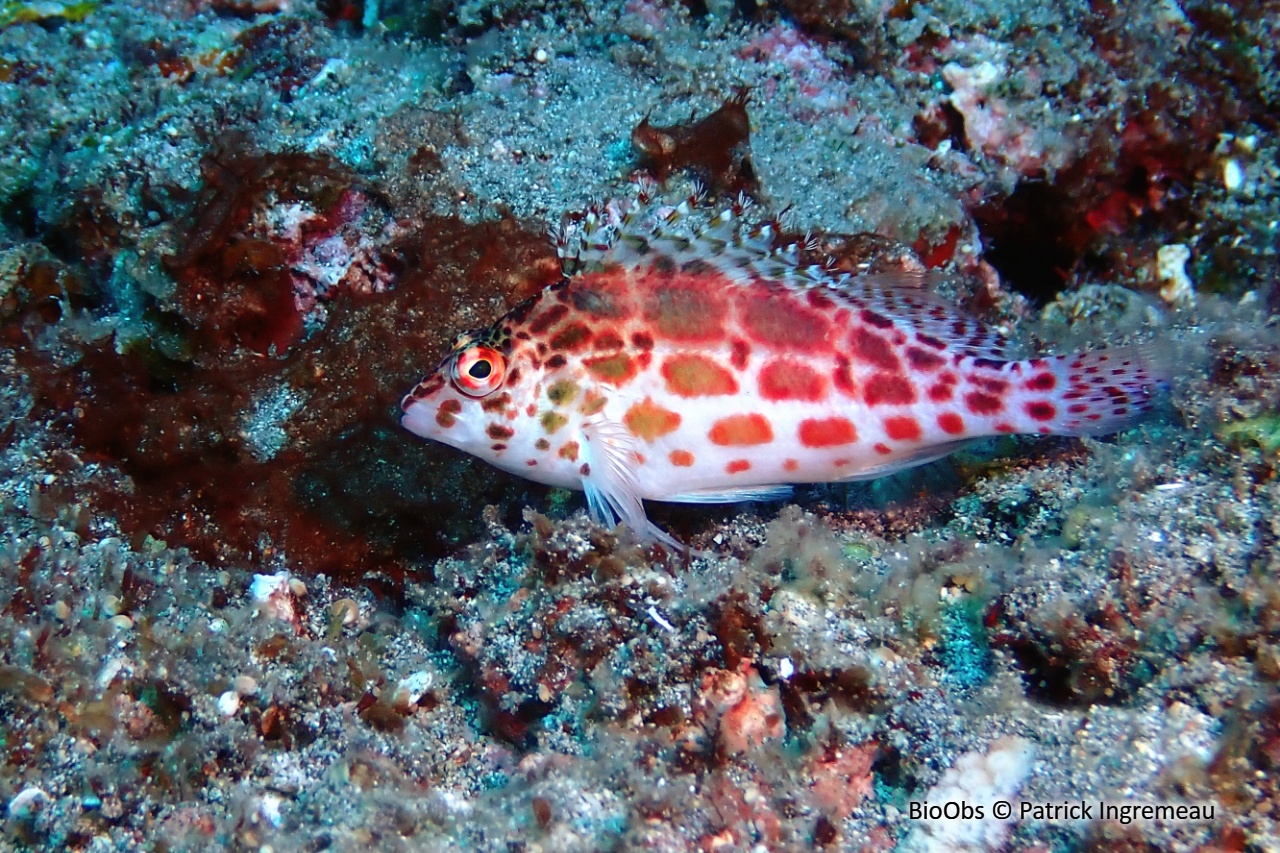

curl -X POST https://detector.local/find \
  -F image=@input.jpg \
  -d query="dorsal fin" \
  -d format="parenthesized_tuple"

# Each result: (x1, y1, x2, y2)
(554, 181, 816, 283)
(554, 186, 1014, 360)
(832, 272, 1015, 360)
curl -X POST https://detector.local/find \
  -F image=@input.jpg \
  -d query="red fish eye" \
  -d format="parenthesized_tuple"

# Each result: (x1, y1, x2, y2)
(452, 346, 505, 396)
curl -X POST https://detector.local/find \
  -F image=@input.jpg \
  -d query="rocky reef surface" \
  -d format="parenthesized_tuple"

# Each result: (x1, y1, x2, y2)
(1, 0, 1279, 849)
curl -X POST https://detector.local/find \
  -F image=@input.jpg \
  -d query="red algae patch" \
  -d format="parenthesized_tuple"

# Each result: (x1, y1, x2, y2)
(630, 91, 758, 195)
(13, 151, 563, 580)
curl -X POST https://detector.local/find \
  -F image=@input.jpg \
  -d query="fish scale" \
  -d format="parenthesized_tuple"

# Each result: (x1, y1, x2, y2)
(401, 192, 1169, 546)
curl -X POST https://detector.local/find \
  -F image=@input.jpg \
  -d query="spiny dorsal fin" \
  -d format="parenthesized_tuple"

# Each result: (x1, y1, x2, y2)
(555, 185, 1013, 360)
(554, 180, 813, 282)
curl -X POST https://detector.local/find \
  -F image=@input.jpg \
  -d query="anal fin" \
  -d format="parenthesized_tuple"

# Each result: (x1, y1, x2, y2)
(659, 485, 794, 504)
(831, 438, 978, 482)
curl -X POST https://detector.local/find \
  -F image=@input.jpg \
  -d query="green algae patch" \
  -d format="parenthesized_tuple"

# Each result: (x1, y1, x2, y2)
(1, 0, 97, 27)
(1217, 412, 1280, 456)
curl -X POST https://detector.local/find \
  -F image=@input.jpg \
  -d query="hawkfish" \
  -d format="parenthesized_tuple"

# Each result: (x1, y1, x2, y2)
(401, 190, 1167, 547)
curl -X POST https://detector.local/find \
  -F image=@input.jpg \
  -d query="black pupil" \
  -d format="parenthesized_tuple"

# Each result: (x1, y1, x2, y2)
(468, 359, 492, 380)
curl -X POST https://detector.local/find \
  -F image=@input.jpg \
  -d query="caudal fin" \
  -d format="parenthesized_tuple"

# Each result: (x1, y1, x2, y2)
(1042, 342, 1172, 436)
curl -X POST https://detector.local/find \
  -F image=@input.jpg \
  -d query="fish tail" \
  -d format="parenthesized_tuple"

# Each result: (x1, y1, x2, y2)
(1038, 342, 1172, 436)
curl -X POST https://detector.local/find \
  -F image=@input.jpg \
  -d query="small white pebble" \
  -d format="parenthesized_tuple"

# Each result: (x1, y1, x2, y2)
(7, 787, 49, 819)
(1222, 158, 1244, 193)
(234, 675, 259, 696)
(251, 571, 298, 624)
(647, 605, 676, 633)
(251, 572, 291, 603)
(257, 794, 284, 829)
(777, 657, 794, 680)
(1156, 243, 1194, 307)
(397, 671, 434, 705)
(217, 691, 241, 716)
(534, 47, 549, 63)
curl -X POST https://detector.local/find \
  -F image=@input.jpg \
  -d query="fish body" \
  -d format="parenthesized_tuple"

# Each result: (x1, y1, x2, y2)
(401, 195, 1166, 544)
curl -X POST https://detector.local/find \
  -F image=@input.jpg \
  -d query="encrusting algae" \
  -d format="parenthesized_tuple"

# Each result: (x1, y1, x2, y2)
(401, 186, 1170, 546)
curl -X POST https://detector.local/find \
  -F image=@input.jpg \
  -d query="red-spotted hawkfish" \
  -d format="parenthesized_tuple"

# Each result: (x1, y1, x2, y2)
(401, 189, 1167, 547)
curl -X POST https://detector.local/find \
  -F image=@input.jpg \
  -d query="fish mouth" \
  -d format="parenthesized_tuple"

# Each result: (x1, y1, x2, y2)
(400, 400, 438, 440)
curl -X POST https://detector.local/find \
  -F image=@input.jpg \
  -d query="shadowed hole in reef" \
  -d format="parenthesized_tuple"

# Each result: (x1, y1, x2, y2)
(973, 182, 1086, 305)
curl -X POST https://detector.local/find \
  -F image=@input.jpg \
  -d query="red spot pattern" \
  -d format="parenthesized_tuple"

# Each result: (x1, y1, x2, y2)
(436, 398, 462, 428)
(642, 273, 726, 342)
(937, 412, 965, 435)
(481, 391, 512, 413)
(758, 359, 828, 402)
(964, 391, 1003, 415)
(669, 449, 695, 467)
(528, 303, 569, 334)
(849, 327, 901, 371)
(783, 458, 798, 471)
(662, 353, 739, 397)
(833, 355, 857, 397)
(568, 274, 634, 319)
(730, 339, 751, 371)
(739, 291, 830, 352)
(928, 383, 953, 402)
(584, 352, 639, 385)
(883, 416, 922, 441)
(864, 373, 917, 406)
(973, 376, 1009, 394)
(593, 331, 625, 350)
(860, 309, 893, 329)
(906, 347, 946, 371)
(1025, 401, 1056, 421)
(726, 459, 751, 474)
(798, 417, 858, 447)
(709, 413, 774, 446)
(874, 442, 892, 455)
(917, 333, 947, 350)
(807, 290, 836, 310)
(1025, 372, 1056, 391)
(549, 323, 592, 351)
(407, 373, 445, 403)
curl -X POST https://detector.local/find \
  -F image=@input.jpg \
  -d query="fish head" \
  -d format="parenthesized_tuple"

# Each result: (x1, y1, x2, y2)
(400, 314, 586, 486)
(402, 323, 522, 452)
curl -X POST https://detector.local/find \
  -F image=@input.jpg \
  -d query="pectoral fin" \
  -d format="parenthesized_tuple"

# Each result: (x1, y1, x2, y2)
(579, 417, 688, 551)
